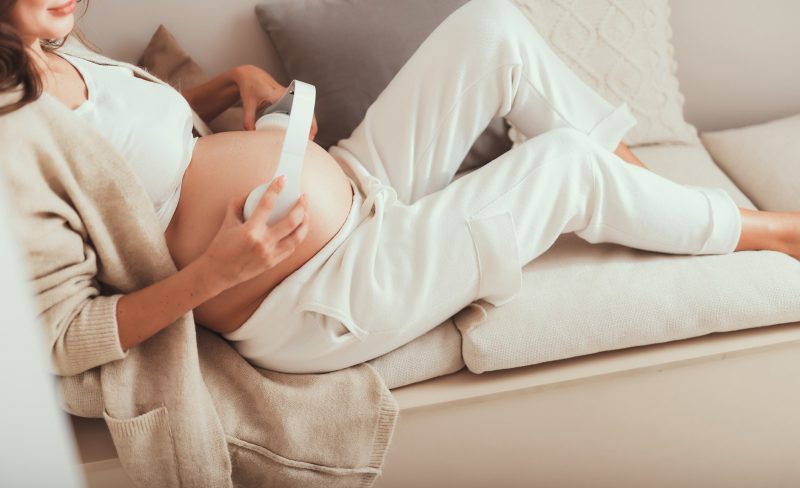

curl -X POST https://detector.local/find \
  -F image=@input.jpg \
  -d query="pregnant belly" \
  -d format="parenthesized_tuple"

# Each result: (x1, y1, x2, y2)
(164, 129, 354, 334)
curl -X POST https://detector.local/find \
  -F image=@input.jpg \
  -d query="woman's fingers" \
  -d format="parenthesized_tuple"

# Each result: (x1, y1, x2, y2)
(272, 212, 310, 259)
(248, 176, 286, 224)
(242, 96, 258, 131)
(309, 113, 318, 140)
(267, 195, 308, 241)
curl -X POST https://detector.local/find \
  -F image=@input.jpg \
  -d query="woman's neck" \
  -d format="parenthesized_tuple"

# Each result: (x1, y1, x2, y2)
(23, 36, 58, 88)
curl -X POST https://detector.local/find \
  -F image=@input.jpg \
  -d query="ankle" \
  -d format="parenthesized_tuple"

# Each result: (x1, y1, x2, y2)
(737, 209, 793, 253)
(777, 212, 800, 256)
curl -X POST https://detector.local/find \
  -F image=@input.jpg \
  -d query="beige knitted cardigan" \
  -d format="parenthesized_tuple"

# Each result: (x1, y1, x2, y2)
(0, 37, 397, 487)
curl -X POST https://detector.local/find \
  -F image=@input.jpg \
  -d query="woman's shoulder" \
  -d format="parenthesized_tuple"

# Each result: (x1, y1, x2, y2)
(58, 37, 152, 79)
(58, 35, 115, 64)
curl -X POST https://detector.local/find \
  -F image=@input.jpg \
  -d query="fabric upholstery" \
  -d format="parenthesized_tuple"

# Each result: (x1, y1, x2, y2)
(507, 0, 699, 147)
(701, 113, 800, 212)
(367, 319, 465, 389)
(254, 0, 512, 172)
(454, 143, 800, 374)
(630, 143, 756, 210)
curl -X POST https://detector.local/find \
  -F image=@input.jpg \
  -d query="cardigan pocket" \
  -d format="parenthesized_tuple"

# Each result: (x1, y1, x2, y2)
(103, 406, 180, 488)
(227, 435, 380, 487)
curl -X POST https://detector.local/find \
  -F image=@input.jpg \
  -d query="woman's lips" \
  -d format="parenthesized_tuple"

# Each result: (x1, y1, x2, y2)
(49, 0, 76, 15)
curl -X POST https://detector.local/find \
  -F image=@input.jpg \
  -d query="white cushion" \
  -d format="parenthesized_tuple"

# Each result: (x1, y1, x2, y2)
(700, 113, 800, 212)
(454, 143, 800, 374)
(368, 319, 464, 389)
(507, 0, 698, 146)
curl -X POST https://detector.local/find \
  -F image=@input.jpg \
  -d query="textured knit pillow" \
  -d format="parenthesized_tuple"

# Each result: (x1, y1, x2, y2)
(453, 144, 800, 374)
(701, 113, 800, 212)
(254, 0, 512, 172)
(137, 24, 244, 133)
(507, 0, 698, 147)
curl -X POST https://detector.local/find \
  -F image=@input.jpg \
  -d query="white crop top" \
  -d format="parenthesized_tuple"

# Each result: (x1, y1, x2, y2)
(54, 51, 199, 232)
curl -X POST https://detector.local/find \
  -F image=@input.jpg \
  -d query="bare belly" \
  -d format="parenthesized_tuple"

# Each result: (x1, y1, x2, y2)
(164, 130, 354, 334)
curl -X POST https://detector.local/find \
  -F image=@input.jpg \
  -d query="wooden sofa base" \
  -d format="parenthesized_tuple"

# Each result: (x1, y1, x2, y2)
(74, 322, 800, 487)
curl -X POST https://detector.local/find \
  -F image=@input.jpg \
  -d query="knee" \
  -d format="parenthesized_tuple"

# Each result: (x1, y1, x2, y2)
(531, 127, 595, 155)
(519, 128, 599, 175)
(465, 0, 527, 23)
(444, 0, 530, 47)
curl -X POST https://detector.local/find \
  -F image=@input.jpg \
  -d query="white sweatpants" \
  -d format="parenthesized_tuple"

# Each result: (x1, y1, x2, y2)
(224, 0, 742, 374)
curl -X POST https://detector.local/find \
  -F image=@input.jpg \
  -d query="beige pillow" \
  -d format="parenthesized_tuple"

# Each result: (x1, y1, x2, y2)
(507, 0, 698, 147)
(137, 25, 244, 133)
(701, 113, 800, 212)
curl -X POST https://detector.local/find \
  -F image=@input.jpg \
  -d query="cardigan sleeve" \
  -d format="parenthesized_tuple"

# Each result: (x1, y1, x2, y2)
(12, 185, 130, 376)
(31, 250, 129, 376)
(44, 283, 128, 377)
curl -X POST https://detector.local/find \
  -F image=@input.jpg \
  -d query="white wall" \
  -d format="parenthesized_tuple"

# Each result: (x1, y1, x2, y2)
(75, 0, 800, 132)
(670, 0, 800, 131)
(76, 0, 287, 81)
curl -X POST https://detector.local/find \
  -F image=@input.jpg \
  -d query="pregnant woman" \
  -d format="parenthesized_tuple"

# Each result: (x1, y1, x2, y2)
(5, 0, 799, 374)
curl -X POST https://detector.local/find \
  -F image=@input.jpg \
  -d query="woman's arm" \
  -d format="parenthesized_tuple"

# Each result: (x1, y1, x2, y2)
(180, 68, 242, 124)
(181, 65, 286, 127)
(116, 254, 225, 350)
(182, 65, 319, 137)
(118, 178, 308, 350)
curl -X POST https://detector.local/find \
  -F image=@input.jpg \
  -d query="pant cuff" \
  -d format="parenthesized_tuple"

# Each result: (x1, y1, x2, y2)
(698, 187, 742, 255)
(587, 102, 638, 152)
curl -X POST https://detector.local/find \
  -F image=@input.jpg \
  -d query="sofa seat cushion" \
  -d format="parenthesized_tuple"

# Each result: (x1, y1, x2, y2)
(454, 143, 800, 374)
(368, 319, 464, 390)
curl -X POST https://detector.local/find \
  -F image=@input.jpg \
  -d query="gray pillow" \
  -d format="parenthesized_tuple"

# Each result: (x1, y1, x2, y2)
(255, 0, 512, 172)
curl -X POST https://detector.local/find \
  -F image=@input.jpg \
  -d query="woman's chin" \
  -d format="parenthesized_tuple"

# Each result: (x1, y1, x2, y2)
(41, 18, 75, 40)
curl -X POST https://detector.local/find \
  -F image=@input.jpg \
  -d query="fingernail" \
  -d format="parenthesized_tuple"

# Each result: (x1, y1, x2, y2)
(277, 175, 286, 185)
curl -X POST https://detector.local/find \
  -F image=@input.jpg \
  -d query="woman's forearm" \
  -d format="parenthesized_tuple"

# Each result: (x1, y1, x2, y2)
(116, 255, 227, 350)
(181, 67, 242, 124)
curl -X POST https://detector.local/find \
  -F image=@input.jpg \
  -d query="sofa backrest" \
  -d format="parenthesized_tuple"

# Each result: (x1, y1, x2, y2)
(75, 0, 800, 132)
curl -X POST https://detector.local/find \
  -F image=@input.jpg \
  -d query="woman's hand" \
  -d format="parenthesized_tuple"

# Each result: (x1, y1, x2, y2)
(199, 176, 310, 290)
(232, 65, 319, 140)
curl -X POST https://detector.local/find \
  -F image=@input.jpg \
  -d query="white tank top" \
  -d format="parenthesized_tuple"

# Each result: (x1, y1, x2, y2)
(54, 51, 199, 232)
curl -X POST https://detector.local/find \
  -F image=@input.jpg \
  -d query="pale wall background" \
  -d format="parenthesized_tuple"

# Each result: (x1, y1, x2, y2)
(75, 0, 800, 133)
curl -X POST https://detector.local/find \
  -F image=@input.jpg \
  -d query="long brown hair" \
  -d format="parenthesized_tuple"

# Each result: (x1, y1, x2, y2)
(0, 0, 97, 115)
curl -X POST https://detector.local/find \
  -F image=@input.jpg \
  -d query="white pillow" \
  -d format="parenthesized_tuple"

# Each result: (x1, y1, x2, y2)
(701, 113, 800, 212)
(507, 0, 698, 147)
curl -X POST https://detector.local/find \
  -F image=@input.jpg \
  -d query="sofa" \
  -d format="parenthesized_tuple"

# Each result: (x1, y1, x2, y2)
(68, 0, 800, 486)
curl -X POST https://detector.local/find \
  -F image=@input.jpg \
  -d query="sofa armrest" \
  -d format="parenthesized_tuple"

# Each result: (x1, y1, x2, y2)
(700, 113, 800, 212)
